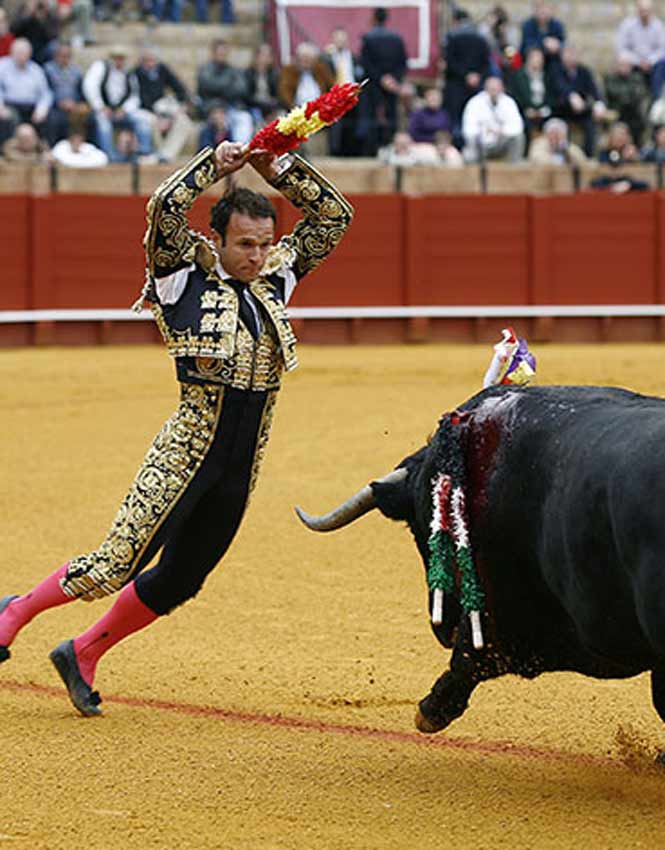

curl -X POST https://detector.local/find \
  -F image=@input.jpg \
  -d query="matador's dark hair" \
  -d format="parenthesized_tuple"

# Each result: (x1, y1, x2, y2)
(210, 188, 277, 243)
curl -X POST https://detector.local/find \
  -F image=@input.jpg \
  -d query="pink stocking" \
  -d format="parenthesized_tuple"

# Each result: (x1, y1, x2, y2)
(0, 564, 72, 648)
(73, 582, 158, 687)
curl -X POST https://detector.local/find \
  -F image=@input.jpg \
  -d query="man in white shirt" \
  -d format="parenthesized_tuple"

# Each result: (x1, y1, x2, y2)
(325, 27, 362, 156)
(51, 130, 109, 167)
(462, 75, 525, 162)
(82, 44, 152, 160)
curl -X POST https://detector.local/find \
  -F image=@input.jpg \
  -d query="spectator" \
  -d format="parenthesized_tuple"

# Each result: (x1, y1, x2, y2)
(552, 45, 607, 157)
(604, 53, 650, 146)
(197, 103, 230, 150)
(132, 47, 190, 112)
(641, 124, 665, 161)
(197, 38, 252, 144)
(44, 41, 89, 145)
(55, 0, 94, 49)
(132, 47, 192, 162)
(462, 75, 525, 162)
(82, 45, 152, 160)
(408, 87, 451, 144)
(509, 47, 554, 139)
(433, 129, 464, 166)
(590, 173, 649, 192)
(278, 42, 333, 108)
(598, 121, 640, 165)
(326, 26, 361, 85)
(2, 120, 48, 161)
(152, 99, 195, 162)
(442, 8, 491, 141)
(528, 117, 586, 165)
(520, 1, 566, 65)
(324, 28, 363, 156)
(359, 6, 408, 155)
(245, 43, 280, 120)
(51, 129, 107, 166)
(10, 0, 60, 65)
(278, 42, 334, 156)
(616, 0, 665, 85)
(195, 0, 234, 24)
(151, 0, 183, 23)
(112, 126, 139, 162)
(0, 9, 15, 58)
(378, 130, 438, 166)
(479, 5, 522, 79)
(0, 38, 52, 145)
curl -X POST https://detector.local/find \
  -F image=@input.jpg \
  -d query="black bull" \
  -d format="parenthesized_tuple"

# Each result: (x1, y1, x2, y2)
(296, 384, 665, 739)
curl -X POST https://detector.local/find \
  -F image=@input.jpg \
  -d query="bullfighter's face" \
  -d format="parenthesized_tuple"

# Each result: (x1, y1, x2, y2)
(216, 212, 275, 283)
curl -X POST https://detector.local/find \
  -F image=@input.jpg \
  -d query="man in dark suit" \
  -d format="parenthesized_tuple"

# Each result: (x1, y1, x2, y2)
(359, 6, 408, 155)
(520, 0, 566, 65)
(552, 45, 607, 157)
(442, 8, 491, 143)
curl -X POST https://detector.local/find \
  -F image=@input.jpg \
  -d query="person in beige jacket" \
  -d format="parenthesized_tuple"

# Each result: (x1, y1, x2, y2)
(528, 117, 587, 165)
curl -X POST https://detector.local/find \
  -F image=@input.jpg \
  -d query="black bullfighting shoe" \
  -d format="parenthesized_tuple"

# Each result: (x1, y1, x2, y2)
(49, 639, 103, 717)
(0, 595, 19, 663)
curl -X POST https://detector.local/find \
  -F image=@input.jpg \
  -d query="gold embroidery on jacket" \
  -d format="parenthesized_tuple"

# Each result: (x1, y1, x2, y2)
(61, 384, 223, 601)
(271, 155, 354, 279)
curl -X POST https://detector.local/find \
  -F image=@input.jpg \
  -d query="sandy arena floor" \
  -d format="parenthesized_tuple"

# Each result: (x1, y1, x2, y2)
(3, 342, 665, 849)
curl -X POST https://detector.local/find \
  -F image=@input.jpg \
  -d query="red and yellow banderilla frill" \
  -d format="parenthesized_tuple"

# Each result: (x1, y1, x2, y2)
(247, 81, 365, 156)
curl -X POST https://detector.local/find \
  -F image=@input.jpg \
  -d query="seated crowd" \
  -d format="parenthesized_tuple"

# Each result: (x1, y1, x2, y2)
(2, 0, 665, 175)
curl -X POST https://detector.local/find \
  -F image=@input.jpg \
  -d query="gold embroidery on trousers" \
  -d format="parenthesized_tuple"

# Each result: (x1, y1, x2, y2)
(61, 384, 223, 601)
(248, 391, 278, 499)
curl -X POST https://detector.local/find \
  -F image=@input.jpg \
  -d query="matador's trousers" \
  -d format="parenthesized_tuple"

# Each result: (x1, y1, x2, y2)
(61, 382, 277, 615)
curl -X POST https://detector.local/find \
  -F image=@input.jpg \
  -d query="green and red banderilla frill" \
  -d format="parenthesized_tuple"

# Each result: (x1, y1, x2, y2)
(427, 471, 485, 649)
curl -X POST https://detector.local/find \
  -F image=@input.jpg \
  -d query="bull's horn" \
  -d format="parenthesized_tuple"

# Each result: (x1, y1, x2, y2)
(295, 467, 408, 532)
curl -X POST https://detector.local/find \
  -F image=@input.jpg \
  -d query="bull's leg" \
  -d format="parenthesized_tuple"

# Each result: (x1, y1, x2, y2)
(415, 618, 509, 734)
(415, 664, 478, 734)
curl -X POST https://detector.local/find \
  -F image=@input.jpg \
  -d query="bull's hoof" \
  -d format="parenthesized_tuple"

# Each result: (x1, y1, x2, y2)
(414, 706, 447, 734)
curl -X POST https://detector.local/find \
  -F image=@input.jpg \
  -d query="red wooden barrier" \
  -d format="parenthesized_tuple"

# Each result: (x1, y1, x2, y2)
(5, 190, 665, 345)
(405, 195, 531, 306)
(530, 193, 658, 305)
(0, 195, 31, 309)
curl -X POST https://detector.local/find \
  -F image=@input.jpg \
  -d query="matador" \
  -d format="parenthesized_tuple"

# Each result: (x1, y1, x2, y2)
(0, 141, 353, 715)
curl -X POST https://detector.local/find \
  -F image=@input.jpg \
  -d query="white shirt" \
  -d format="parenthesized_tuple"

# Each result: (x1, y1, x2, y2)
(329, 48, 354, 84)
(51, 139, 109, 168)
(155, 253, 298, 313)
(294, 70, 321, 106)
(462, 91, 524, 149)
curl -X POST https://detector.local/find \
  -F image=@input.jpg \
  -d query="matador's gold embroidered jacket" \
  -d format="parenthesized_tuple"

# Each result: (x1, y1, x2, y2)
(142, 147, 353, 391)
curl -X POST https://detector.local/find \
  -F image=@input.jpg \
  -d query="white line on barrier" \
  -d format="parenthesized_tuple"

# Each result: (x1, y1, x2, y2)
(2, 305, 665, 324)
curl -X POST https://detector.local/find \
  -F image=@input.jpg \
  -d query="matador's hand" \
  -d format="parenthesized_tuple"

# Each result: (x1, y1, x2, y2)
(214, 141, 250, 177)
